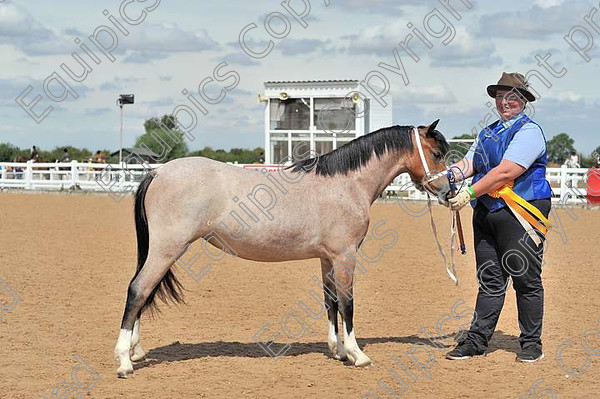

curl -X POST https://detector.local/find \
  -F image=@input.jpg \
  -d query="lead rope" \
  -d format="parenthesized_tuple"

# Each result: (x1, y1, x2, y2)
(427, 196, 459, 285)
(449, 211, 459, 285)
(416, 126, 460, 285)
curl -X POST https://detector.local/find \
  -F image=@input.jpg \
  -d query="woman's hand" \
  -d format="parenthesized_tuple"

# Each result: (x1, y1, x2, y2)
(448, 190, 471, 210)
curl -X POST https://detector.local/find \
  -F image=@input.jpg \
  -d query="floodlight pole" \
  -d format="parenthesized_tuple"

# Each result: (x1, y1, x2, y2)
(119, 104, 124, 166)
(117, 94, 134, 167)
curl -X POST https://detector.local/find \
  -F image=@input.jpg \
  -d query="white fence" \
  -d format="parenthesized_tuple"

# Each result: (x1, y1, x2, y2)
(0, 161, 160, 193)
(0, 161, 595, 205)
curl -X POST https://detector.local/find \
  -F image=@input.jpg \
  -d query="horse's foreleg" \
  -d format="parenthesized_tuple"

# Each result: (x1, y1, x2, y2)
(333, 255, 372, 367)
(320, 259, 346, 361)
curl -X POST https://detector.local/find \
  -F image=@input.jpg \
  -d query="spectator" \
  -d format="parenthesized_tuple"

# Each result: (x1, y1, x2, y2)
(58, 148, 71, 180)
(61, 148, 71, 163)
(95, 150, 107, 163)
(564, 151, 580, 168)
(14, 155, 27, 179)
(30, 146, 40, 162)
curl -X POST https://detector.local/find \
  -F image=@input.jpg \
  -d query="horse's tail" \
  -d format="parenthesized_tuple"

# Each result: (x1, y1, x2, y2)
(133, 171, 185, 315)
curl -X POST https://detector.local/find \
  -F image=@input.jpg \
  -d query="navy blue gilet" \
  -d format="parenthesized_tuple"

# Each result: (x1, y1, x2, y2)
(471, 114, 553, 211)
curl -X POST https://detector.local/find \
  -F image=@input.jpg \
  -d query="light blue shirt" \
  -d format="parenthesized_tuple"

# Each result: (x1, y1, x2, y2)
(465, 115, 546, 169)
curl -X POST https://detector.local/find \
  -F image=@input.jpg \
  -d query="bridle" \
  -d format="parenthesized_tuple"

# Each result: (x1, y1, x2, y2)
(412, 127, 447, 187)
(412, 126, 461, 285)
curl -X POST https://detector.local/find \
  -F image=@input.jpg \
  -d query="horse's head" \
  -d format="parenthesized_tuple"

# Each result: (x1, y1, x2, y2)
(409, 120, 451, 201)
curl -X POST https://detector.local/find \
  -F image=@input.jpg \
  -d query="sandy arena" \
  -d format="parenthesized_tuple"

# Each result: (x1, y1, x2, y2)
(0, 192, 598, 398)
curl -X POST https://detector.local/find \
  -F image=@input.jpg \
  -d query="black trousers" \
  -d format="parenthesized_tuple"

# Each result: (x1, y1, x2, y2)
(466, 198, 551, 351)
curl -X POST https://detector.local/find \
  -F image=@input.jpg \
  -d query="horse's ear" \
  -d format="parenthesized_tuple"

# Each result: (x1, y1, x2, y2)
(426, 119, 440, 137)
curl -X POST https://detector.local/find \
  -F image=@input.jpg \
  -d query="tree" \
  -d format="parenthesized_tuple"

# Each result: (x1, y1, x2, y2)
(43, 146, 92, 162)
(187, 146, 265, 163)
(135, 115, 188, 162)
(0, 143, 20, 162)
(448, 134, 476, 161)
(581, 146, 600, 167)
(546, 133, 575, 165)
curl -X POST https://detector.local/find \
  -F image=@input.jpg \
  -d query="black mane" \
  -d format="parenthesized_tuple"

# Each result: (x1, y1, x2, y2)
(289, 125, 449, 177)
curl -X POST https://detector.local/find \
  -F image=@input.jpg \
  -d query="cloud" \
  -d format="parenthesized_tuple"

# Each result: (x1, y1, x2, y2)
(548, 91, 584, 102)
(120, 23, 219, 54)
(99, 76, 144, 91)
(429, 28, 503, 68)
(0, 3, 51, 41)
(0, 3, 73, 56)
(394, 85, 458, 105)
(84, 107, 112, 116)
(159, 75, 173, 81)
(228, 88, 255, 97)
(121, 51, 170, 64)
(119, 23, 219, 63)
(220, 52, 259, 66)
(343, 21, 502, 67)
(276, 38, 330, 56)
(1, 4, 219, 60)
(335, 0, 421, 14)
(0, 78, 38, 107)
(533, 0, 564, 8)
(519, 48, 563, 64)
(341, 20, 415, 56)
(147, 97, 176, 107)
(220, 38, 330, 63)
(478, 2, 592, 39)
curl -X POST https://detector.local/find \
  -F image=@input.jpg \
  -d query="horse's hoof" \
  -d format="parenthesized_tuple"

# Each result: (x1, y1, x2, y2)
(355, 357, 373, 368)
(130, 347, 146, 362)
(117, 367, 134, 379)
(130, 353, 146, 362)
(334, 347, 348, 361)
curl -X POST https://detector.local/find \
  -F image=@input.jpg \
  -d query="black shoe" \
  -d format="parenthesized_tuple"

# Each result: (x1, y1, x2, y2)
(517, 345, 544, 363)
(446, 340, 484, 360)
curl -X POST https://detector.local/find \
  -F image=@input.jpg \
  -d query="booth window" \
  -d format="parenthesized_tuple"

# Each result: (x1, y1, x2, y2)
(270, 98, 310, 130)
(291, 133, 310, 161)
(314, 98, 356, 132)
(270, 133, 289, 164)
(314, 133, 334, 156)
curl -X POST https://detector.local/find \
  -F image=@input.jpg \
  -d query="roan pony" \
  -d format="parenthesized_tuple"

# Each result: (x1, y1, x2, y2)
(114, 121, 450, 377)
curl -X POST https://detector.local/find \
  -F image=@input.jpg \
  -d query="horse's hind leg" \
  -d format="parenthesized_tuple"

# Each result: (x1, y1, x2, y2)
(114, 250, 176, 378)
(129, 317, 145, 361)
(320, 258, 346, 361)
(332, 253, 372, 367)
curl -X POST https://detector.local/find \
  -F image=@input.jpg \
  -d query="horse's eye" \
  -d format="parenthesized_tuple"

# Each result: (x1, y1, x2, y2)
(433, 151, 442, 160)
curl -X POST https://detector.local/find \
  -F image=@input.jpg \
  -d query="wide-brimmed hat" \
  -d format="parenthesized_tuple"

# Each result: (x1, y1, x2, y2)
(487, 72, 536, 102)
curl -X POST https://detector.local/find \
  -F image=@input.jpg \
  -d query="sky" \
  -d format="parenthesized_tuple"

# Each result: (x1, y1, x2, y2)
(1, 0, 598, 154)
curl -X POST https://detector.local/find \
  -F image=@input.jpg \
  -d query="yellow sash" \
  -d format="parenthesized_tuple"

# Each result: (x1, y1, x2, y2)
(490, 182, 553, 235)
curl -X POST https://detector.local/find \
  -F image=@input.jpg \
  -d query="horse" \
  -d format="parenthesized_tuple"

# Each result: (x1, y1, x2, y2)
(114, 121, 451, 378)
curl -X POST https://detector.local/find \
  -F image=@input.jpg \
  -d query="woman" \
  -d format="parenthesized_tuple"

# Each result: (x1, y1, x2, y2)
(445, 72, 553, 363)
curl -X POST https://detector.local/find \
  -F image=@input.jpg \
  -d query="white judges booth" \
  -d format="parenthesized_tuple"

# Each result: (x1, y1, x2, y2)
(262, 80, 393, 164)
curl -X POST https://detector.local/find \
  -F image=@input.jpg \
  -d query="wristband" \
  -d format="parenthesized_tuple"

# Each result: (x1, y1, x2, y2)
(467, 186, 476, 200)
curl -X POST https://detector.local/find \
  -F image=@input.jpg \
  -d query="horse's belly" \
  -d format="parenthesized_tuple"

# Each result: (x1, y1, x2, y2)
(205, 227, 323, 263)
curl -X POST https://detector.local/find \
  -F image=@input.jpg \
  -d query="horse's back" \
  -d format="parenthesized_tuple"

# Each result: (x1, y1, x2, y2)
(144, 157, 369, 262)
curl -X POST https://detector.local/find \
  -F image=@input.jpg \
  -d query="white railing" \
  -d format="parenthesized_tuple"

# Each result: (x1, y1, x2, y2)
(381, 166, 595, 205)
(0, 161, 596, 205)
(0, 161, 161, 193)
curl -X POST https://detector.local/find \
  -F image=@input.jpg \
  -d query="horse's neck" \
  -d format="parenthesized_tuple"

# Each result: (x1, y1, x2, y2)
(350, 150, 409, 203)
